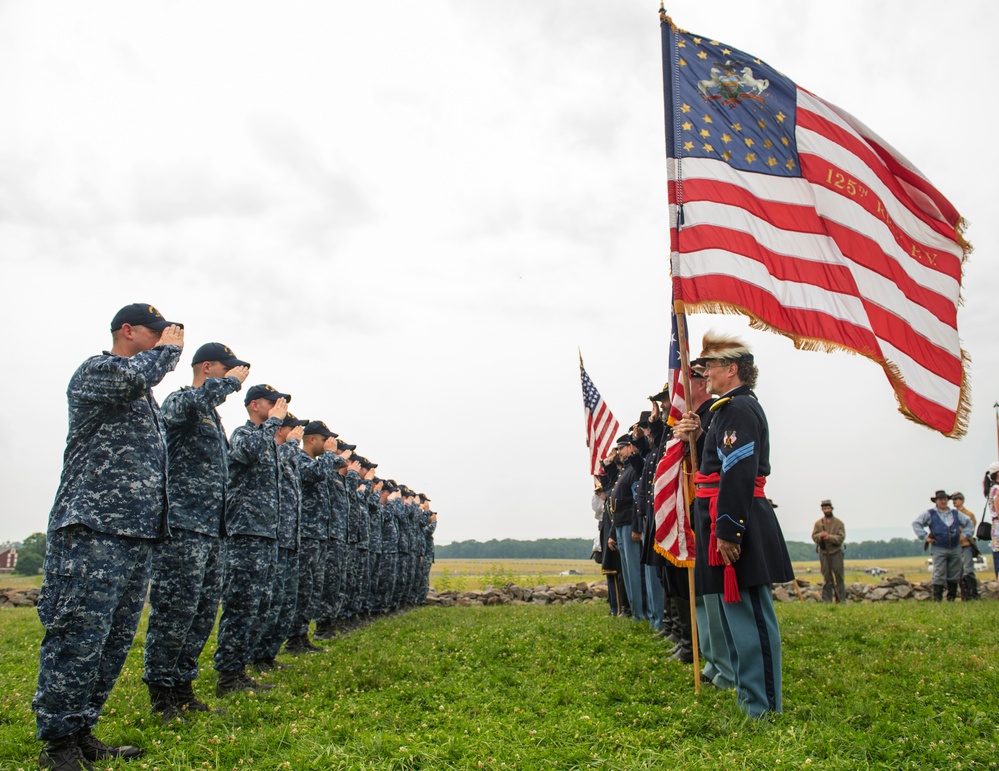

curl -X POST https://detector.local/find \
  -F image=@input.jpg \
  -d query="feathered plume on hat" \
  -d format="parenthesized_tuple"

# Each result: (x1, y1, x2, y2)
(692, 330, 753, 366)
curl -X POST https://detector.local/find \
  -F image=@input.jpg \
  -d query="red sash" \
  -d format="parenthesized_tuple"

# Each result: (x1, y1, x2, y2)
(694, 471, 767, 603)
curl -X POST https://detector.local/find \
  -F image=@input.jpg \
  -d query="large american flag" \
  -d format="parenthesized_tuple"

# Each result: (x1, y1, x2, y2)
(653, 303, 695, 566)
(579, 357, 620, 476)
(662, 17, 970, 437)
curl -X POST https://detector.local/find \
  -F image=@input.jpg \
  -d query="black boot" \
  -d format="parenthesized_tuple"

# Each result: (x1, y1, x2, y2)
(39, 734, 93, 771)
(932, 584, 944, 602)
(946, 581, 959, 601)
(74, 727, 142, 762)
(962, 574, 980, 600)
(313, 621, 336, 640)
(173, 682, 211, 713)
(216, 670, 255, 697)
(283, 635, 309, 655)
(147, 683, 179, 718)
(670, 594, 695, 664)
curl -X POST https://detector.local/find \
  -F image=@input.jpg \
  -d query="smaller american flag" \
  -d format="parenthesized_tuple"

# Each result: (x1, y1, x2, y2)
(666, 305, 688, 426)
(654, 302, 695, 566)
(579, 356, 620, 476)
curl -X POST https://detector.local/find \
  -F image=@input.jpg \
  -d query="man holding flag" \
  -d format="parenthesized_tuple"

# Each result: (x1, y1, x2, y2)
(673, 332, 793, 717)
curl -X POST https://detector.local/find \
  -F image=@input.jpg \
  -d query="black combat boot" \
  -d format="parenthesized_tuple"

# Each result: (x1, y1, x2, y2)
(313, 621, 336, 640)
(173, 682, 211, 712)
(303, 635, 325, 653)
(217, 669, 276, 697)
(932, 584, 944, 602)
(946, 581, 959, 601)
(74, 727, 142, 762)
(283, 635, 309, 655)
(147, 683, 179, 718)
(670, 594, 695, 664)
(39, 734, 93, 771)
(962, 573, 980, 600)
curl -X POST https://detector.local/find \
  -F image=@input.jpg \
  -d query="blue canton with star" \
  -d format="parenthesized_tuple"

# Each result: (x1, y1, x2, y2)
(672, 30, 799, 177)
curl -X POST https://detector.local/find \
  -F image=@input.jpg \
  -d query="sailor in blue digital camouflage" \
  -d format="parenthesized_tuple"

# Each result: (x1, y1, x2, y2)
(250, 414, 306, 670)
(289, 421, 343, 650)
(213, 384, 288, 697)
(376, 482, 400, 613)
(343, 452, 368, 625)
(317, 444, 361, 635)
(144, 342, 250, 718)
(362, 469, 384, 614)
(33, 303, 183, 770)
(418, 494, 437, 605)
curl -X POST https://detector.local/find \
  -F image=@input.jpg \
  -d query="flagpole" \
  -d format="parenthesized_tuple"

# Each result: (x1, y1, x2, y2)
(674, 303, 701, 693)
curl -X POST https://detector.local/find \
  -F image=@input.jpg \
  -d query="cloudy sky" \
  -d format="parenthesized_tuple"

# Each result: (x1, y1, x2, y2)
(2, 1, 997, 547)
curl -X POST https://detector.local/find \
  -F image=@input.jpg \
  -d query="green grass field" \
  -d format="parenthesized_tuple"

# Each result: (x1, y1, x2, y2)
(2, 592, 998, 770)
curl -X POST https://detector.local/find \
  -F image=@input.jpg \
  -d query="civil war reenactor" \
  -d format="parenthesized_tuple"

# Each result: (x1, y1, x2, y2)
(145, 341, 249, 718)
(673, 331, 794, 717)
(608, 434, 649, 624)
(633, 410, 666, 637)
(213, 384, 290, 696)
(250, 413, 307, 671)
(950, 491, 981, 600)
(913, 490, 975, 602)
(811, 500, 846, 603)
(287, 420, 342, 652)
(34, 303, 183, 769)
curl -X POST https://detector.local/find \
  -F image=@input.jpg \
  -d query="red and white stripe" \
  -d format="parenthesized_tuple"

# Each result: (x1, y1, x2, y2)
(653, 436, 694, 566)
(586, 400, 619, 477)
(671, 89, 967, 436)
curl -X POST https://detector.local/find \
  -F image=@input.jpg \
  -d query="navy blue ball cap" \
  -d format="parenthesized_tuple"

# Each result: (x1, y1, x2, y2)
(304, 420, 338, 438)
(357, 457, 378, 470)
(281, 412, 309, 428)
(110, 303, 182, 332)
(244, 383, 291, 406)
(338, 440, 357, 452)
(192, 342, 250, 368)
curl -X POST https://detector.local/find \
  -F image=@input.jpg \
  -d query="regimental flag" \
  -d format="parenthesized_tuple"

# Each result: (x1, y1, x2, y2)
(662, 16, 971, 437)
(654, 301, 695, 566)
(579, 355, 620, 476)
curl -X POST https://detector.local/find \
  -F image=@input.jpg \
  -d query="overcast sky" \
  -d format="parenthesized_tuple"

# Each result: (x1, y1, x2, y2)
(2, 1, 997, 548)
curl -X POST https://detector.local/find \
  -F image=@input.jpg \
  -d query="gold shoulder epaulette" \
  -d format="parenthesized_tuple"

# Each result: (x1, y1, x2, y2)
(709, 397, 733, 412)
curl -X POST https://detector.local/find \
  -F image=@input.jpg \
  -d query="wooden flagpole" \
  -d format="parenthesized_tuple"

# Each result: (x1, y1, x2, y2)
(674, 304, 701, 694)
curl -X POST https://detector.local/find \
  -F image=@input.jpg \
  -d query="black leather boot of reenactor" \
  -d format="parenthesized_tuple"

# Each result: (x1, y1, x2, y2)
(961, 573, 980, 600)
(932, 584, 944, 602)
(946, 580, 959, 601)
(669, 595, 695, 663)
(39, 733, 93, 771)
(74, 727, 142, 762)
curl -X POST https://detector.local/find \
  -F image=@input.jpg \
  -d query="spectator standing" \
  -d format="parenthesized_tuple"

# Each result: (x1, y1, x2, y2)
(811, 500, 846, 603)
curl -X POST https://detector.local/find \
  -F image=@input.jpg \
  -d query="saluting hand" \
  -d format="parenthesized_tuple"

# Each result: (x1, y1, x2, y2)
(347, 460, 362, 474)
(227, 365, 250, 384)
(269, 397, 289, 421)
(323, 437, 338, 453)
(158, 324, 185, 349)
(288, 425, 305, 443)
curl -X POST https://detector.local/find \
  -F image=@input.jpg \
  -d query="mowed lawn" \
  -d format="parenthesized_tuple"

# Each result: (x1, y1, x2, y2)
(2, 596, 997, 770)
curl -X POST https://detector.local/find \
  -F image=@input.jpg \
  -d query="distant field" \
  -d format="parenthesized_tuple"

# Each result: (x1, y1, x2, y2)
(429, 556, 942, 592)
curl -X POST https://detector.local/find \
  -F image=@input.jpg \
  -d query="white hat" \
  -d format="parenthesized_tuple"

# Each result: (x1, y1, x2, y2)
(988, 461, 999, 475)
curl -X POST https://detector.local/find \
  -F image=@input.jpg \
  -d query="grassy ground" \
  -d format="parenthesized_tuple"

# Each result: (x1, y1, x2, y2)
(2, 598, 998, 770)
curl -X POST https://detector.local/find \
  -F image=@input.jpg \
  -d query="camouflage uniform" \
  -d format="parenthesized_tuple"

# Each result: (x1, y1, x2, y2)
(214, 417, 281, 674)
(393, 501, 412, 608)
(34, 344, 181, 741)
(320, 468, 357, 627)
(365, 490, 384, 613)
(418, 512, 436, 605)
(292, 451, 343, 637)
(346, 481, 370, 618)
(144, 376, 241, 690)
(252, 438, 303, 663)
(377, 499, 399, 612)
